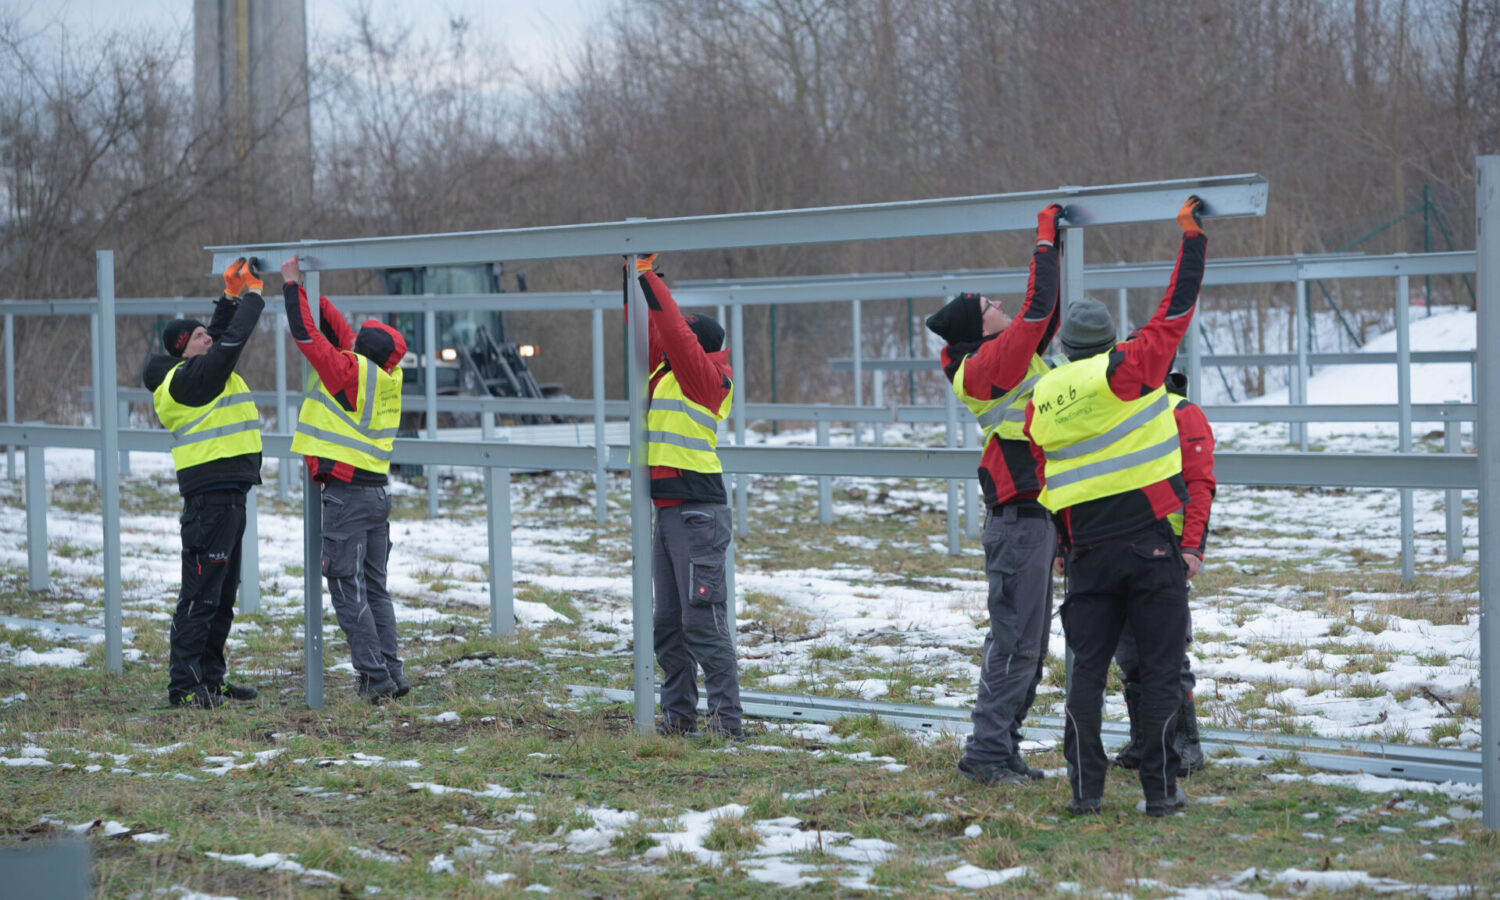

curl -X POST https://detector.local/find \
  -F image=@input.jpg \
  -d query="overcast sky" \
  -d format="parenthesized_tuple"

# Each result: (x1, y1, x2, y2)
(10, 0, 617, 85)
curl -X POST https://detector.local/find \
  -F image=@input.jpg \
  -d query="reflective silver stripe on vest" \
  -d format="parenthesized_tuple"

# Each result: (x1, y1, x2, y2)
(174, 418, 260, 446)
(170, 391, 255, 439)
(359, 360, 378, 430)
(649, 398, 719, 432)
(307, 389, 399, 438)
(1042, 433, 1181, 490)
(293, 423, 394, 460)
(974, 372, 1045, 431)
(1044, 393, 1171, 462)
(647, 430, 715, 453)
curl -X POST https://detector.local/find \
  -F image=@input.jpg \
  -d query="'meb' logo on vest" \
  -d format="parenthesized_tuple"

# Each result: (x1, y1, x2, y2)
(1035, 384, 1081, 417)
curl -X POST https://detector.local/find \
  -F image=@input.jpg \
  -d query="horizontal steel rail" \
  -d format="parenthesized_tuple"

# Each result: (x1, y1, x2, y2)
(569, 686, 1481, 784)
(834, 351, 1476, 372)
(204, 175, 1269, 272)
(2, 424, 1475, 489)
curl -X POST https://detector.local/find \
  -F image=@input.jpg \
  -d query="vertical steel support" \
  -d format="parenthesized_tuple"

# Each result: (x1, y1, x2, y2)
(1293, 278, 1310, 449)
(96, 252, 123, 673)
(1186, 317, 1202, 404)
(965, 419, 981, 540)
(423, 306, 439, 518)
(731, 304, 748, 534)
(592, 307, 608, 525)
(117, 401, 131, 475)
(626, 257, 654, 735)
(1396, 275, 1414, 584)
(275, 306, 290, 503)
(1061, 228, 1085, 322)
(241, 488, 260, 613)
(1445, 404, 1464, 563)
(721, 297, 737, 626)
(816, 411, 832, 524)
(1116, 285, 1129, 340)
(24, 436, 46, 591)
(486, 436, 514, 638)
(5, 313, 13, 480)
(89, 314, 102, 486)
(1474, 155, 1500, 830)
(872, 375, 884, 446)
(852, 299, 863, 447)
(944, 387, 959, 555)
(302, 270, 324, 709)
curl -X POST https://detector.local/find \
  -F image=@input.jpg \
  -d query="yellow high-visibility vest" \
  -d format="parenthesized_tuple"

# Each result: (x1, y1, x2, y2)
(954, 353, 1051, 446)
(1029, 353, 1181, 512)
(291, 353, 403, 474)
(647, 362, 732, 473)
(152, 364, 262, 471)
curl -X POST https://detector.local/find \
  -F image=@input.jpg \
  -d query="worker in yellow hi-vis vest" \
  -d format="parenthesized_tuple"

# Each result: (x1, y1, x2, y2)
(1024, 196, 1208, 819)
(144, 259, 266, 709)
(281, 255, 410, 704)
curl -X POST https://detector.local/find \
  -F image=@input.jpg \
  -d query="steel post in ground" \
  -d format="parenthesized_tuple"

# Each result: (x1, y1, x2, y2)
(852, 299, 863, 447)
(965, 419, 981, 540)
(24, 436, 46, 591)
(240, 488, 260, 614)
(5, 313, 13, 480)
(1061, 222, 1084, 319)
(592, 306, 608, 525)
(945, 387, 959, 555)
(817, 411, 832, 524)
(1186, 314, 1202, 404)
(1472, 155, 1500, 829)
(118, 401, 131, 475)
(627, 256, 654, 735)
(1116, 284, 1129, 341)
(872, 374, 884, 445)
(1294, 278, 1310, 449)
(97, 252, 123, 673)
(731, 304, 748, 535)
(276, 306, 289, 504)
(424, 305, 439, 518)
(486, 443, 514, 638)
(1445, 404, 1464, 563)
(90, 313, 102, 487)
(1397, 275, 1414, 584)
(303, 270, 324, 709)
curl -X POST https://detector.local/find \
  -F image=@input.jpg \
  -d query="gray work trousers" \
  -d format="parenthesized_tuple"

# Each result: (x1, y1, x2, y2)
(321, 480, 403, 685)
(962, 504, 1056, 765)
(653, 502, 741, 733)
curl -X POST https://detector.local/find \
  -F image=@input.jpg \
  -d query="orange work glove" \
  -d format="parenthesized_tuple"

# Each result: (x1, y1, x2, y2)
(1036, 203, 1064, 246)
(1177, 195, 1205, 234)
(634, 253, 659, 275)
(241, 257, 265, 293)
(222, 257, 245, 297)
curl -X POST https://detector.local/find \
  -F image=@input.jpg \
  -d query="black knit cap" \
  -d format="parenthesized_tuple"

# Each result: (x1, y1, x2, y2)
(162, 319, 205, 357)
(685, 314, 724, 354)
(925, 293, 984, 345)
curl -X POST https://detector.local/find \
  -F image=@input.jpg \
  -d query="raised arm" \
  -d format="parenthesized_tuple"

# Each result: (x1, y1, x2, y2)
(282, 255, 360, 392)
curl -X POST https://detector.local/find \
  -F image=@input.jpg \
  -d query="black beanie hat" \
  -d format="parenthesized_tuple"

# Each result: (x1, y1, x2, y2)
(1059, 297, 1117, 360)
(925, 293, 984, 345)
(162, 319, 205, 357)
(685, 314, 724, 354)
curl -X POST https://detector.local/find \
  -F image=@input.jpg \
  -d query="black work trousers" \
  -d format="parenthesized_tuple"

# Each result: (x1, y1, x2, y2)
(168, 491, 246, 699)
(1060, 518, 1189, 810)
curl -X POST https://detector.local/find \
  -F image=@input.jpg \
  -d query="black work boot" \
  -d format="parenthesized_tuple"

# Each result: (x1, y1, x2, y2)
(393, 673, 412, 698)
(1175, 695, 1205, 776)
(1113, 681, 1144, 769)
(957, 757, 1032, 786)
(356, 675, 398, 704)
(1145, 784, 1188, 817)
(1005, 754, 1047, 781)
(171, 684, 225, 710)
(215, 682, 258, 701)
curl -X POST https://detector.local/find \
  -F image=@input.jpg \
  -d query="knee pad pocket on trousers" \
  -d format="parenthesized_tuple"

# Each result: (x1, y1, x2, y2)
(180, 506, 224, 552)
(687, 554, 726, 608)
(321, 532, 358, 578)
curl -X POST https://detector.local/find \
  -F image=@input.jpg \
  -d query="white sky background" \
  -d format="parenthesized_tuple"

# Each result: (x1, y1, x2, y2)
(9, 0, 617, 87)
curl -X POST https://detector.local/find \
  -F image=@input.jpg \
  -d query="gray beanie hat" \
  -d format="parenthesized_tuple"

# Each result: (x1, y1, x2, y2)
(1059, 297, 1117, 360)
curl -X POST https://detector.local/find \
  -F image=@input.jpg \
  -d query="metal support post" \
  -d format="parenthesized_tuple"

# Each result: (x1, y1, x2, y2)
(96, 252, 123, 673)
(852, 299, 863, 447)
(1445, 404, 1464, 563)
(89, 314, 102, 486)
(945, 388, 960, 555)
(1473, 155, 1499, 829)
(239, 486, 261, 612)
(486, 440, 514, 637)
(117, 401, 131, 475)
(1293, 278, 1310, 449)
(731, 303, 749, 534)
(24, 436, 46, 591)
(275, 307, 290, 504)
(817, 411, 832, 524)
(872, 375, 884, 446)
(592, 306, 608, 525)
(626, 256, 654, 735)
(965, 419, 981, 540)
(423, 305, 439, 518)
(1116, 285, 1129, 341)
(5, 313, 13, 480)
(302, 270, 324, 709)
(1061, 226, 1085, 321)
(1396, 275, 1414, 584)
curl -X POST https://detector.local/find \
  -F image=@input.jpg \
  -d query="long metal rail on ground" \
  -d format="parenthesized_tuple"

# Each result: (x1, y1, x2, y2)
(569, 686, 1481, 786)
